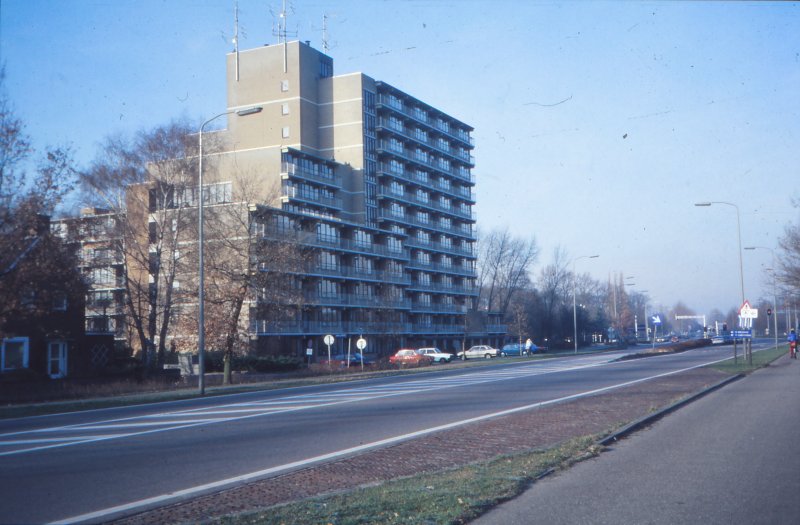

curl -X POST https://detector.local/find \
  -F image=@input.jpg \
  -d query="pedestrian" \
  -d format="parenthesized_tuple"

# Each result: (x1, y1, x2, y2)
(525, 338, 532, 356)
(789, 329, 797, 359)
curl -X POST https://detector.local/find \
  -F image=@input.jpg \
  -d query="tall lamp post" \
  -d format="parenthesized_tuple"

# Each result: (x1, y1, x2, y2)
(198, 106, 262, 396)
(573, 255, 599, 354)
(744, 246, 779, 354)
(695, 202, 745, 306)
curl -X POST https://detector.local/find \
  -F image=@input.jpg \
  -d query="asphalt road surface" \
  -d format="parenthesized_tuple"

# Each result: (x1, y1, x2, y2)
(474, 347, 800, 525)
(0, 342, 773, 524)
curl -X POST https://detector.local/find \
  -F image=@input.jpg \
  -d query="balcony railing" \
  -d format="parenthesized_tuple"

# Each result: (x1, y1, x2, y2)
(376, 118, 475, 166)
(376, 186, 476, 221)
(303, 291, 412, 309)
(377, 208, 476, 240)
(377, 140, 475, 183)
(375, 94, 475, 147)
(281, 186, 343, 210)
(282, 162, 342, 188)
(299, 264, 412, 285)
(406, 258, 477, 277)
(405, 235, 474, 258)
(251, 320, 414, 335)
(406, 280, 478, 295)
(410, 302, 463, 313)
(259, 227, 412, 260)
(377, 162, 475, 203)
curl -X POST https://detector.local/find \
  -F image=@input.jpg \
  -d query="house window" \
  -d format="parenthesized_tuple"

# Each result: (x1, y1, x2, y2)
(282, 127, 290, 138)
(319, 61, 332, 78)
(53, 292, 67, 311)
(282, 104, 289, 115)
(1, 338, 29, 373)
(281, 80, 289, 92)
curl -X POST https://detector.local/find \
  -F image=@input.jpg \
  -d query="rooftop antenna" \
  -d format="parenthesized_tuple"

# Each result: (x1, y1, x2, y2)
(271, 0, 297, 73)
(234, 2, 240, 81)
(322, 13, 339, 55)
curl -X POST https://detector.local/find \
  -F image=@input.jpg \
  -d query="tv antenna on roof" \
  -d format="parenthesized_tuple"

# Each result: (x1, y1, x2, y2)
(271, 0, 298, 73)
(311, 13, 338, 55)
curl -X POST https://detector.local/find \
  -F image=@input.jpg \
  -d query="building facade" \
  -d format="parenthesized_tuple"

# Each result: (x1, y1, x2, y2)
(206, 41, 505, 358)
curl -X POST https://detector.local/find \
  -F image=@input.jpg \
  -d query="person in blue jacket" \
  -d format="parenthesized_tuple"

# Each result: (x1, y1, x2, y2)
(789, 329, 797, 359)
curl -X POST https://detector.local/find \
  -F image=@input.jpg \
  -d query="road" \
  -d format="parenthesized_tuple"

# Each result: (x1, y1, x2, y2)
(473, 343, 799, 525)
(0, 342, 771, 524)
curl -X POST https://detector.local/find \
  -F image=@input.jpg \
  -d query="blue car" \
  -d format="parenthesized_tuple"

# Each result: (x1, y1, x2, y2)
(500, 343, 544, 356)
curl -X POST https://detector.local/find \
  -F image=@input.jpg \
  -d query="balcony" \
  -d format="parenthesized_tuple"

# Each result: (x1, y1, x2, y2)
(406, 280, 478, 295)
(376, 140, 475, 183)
(410, 302, 463, 313)
(259, 227, 411, 261)
(405, 235, 474, 258)
(281, 162, 342, 188)
(376, 186, 476, 221)
(375, 94, 475, 148)
(299, 264, 412, 285)
(376, 162, 475, 203)
(281, 186, 342, 210)
(406, 258, 477, 277)
(376, 117, 475, 167)
(377, 208, 476, 240)
(303, 291, 411, 309)
(251, 320, 413, 335)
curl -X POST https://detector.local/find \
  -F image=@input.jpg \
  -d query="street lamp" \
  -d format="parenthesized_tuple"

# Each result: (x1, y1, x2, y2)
(695, 202, 745, 306)
(744, 246, 778, 356)
(573, 255, 599, 354)
(198, 106, 262, 396)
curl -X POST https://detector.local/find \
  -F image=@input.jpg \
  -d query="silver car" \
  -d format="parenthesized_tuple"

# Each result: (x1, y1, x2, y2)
(417, 347, 453, 363)
(456, 345, 498, 359)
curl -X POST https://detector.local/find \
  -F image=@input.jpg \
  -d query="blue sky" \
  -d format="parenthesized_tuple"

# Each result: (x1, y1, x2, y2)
(2, 1, 799, 318)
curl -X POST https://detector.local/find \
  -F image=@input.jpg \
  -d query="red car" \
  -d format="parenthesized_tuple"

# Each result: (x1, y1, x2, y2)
(389, 349, 432, 364)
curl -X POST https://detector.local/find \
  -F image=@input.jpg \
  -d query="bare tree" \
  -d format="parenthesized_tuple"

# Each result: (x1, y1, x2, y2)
(80, 118, 199, 372)
(477, 227, 539, 314)
(536, 246, 571, 347)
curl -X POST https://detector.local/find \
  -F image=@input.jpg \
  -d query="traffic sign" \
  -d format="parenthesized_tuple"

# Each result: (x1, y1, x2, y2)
(739, 301, 758, 319)
(323, 334, 334, 346)
(356, 338, 367, 350)
(730, 330, 752, 338)
(650, 314, 663, 325)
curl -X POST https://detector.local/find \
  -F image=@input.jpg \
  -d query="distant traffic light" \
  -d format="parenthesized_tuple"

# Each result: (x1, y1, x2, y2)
(767, 308, 772, 316)
(723, 324, 727, 332)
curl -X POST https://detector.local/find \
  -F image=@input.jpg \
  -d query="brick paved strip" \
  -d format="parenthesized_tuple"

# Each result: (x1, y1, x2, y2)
(109, 367, 729, 525)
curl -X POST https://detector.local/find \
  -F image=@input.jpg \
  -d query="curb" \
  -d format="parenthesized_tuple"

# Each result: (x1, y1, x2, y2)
(596, 373, 744, 446)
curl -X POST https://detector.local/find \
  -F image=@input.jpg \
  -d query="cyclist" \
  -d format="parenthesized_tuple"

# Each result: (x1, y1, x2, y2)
(790, 330, 797, 359)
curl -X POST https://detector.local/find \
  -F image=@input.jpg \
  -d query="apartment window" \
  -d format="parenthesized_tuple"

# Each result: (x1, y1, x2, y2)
(416, 230, 430, 245)
(390, 202, 405, 219)
(281, 80, 289, 92)
(417, 272, 431, 286)
(438, 137, 450, 152)
(441, 275, 453, 289)
(461, 223, 472, 235)
(317, 223, 340, 243)
(414, 107, 427, 122)
(389, 116, 403, 132)
(440, 217, 451, 230)
(282, 104, 289, 115)
(318, 280, 339, 297)
(415, 128, 428, 142)
(418, 314, 432, 326)
(441, 256, 452, 268)
(418, 293, 431, 306)
(390, 159, 403, 175)
(318, 251, 338, 270)
(364, 114, 375, 134)
(282, 127, 290, 139)
(390, 225, 405, 235)
(440, 177, 451, 191)
(353, 256, 373, 274)
(388, 94, 402, 110)
(390, 181, 404, 197)
(1, 338, 29, 373)
(417, 252, 430, 265)
(386, 260, 404, 275)
(354, 282, 374, 296)
(438, 158, 451, 171)
(415, 149, 427, 162)
(416, 211, 429, 225)
(319, 61, 332, 78)
(416, 189, 429, 204)
(389, 137, 403, 154)
(439, 196, 451, 210)
(415, 170, 428, 183)
(364, 137, 376, 160)
(442, 236, 453, 249)
(353, 230, 372, 248)
(363, 90, 375, 112)
(387, 236, 403, 254)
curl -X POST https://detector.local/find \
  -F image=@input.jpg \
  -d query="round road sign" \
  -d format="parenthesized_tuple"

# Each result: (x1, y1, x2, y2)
(356, 338, 367, 350)
(323, 334, 334, 346)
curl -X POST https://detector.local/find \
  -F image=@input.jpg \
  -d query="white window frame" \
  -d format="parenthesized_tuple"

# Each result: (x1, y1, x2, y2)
(282, 103, 290, 115)
(1, 337, 29, 373)
(281, 80, 289, 92)
(282, 127, 290, 138)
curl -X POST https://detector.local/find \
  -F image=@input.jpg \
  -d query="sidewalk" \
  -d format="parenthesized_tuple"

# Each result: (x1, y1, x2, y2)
(109, 367, 727, 525)
(473, 353, 800, 525)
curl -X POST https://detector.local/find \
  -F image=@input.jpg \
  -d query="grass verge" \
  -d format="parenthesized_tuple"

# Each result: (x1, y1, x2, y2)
(706, 343, 789, 375)
(208, 432, 613, 525)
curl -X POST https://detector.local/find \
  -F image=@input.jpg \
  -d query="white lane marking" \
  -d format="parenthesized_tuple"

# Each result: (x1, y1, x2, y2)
(0, 352, 695, 455)
(47, 358, 726, 525)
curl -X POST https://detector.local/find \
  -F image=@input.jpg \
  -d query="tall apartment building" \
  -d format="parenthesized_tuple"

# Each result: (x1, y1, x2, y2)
(203, 40, 505, 358)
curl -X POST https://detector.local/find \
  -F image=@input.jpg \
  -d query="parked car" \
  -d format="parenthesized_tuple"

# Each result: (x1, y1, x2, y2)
(455, 345, 499, 359)
(417, 348, 453, 363)
(711, 335, 725, 345)
(318, 353, 374, 367)
(389, 349, 432, 364)
(501, 343, 544, 356)
(670, 335, 680, 343)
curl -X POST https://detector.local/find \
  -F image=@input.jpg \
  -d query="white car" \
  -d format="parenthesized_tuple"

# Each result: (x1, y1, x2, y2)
(417, 348, 453, 363)
(456, 345, 499, 359)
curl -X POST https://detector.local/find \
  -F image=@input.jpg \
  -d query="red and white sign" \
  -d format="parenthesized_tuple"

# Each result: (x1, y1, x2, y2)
(739, 301, 759, 319)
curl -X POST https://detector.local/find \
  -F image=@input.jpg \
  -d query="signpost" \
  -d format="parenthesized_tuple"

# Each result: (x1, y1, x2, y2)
(323, 334, 334, 367)
(650, 314, 663, 352)
(738, 301, 758, 365)
(356, 338, 367, 372)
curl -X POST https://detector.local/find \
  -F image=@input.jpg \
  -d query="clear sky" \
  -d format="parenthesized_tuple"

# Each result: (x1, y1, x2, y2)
(2, 1, 799, 319)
